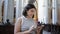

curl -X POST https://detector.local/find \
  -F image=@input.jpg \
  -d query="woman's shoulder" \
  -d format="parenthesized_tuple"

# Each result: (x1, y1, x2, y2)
(15, 16, 24, 24)
(16, 16, 23, 22)
(17, 16, 24, 20)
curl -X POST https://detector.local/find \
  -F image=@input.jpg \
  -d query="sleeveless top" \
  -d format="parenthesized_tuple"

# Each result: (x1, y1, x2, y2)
(20, 16, 36, 34)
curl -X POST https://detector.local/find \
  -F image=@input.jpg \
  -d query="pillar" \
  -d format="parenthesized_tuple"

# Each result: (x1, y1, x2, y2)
(52, 0, 57, 24)
(16, 0, 23, 21)
(3, 0, 14, 24)
(38, 0, 49, 24)
(0, 0, 2, 23)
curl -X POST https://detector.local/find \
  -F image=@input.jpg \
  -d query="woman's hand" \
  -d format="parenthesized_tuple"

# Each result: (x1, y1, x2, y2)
(36, 25, 44, 34)
(21, 25, 36, 34)
(29, 25, 35, 32)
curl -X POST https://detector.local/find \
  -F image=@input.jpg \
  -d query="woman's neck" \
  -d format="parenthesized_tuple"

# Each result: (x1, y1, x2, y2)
(26, 16, 32, 19)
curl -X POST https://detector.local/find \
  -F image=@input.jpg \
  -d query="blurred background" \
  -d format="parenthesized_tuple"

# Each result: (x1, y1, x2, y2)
(0, 0, 60, 34)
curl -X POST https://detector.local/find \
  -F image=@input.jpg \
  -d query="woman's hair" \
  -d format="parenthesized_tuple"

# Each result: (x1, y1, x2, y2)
(23, 4, 36, 18)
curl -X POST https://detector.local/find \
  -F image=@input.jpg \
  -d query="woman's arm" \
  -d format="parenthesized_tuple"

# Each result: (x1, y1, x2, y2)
(14, 18, 22, 34)
(14, 18, 33, 34)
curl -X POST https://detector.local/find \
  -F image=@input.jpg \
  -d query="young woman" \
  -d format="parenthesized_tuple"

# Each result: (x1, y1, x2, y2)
(14, 4, 37, 34)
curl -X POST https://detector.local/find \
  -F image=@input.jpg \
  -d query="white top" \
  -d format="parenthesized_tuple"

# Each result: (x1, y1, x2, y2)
(21, 16, 36, 34)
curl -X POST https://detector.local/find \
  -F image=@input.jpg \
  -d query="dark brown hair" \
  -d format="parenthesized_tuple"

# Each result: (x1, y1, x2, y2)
(23, 4, 36, 18)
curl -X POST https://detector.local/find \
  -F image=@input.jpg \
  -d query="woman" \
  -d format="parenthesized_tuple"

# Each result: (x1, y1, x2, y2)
(14, 4, 37, 34)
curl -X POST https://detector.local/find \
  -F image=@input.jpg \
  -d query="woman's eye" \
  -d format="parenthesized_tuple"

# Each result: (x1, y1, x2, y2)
(31, 10, 34, 12)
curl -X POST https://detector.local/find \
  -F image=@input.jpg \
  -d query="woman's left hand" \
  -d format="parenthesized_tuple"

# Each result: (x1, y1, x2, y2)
(36, 25, 44, 34)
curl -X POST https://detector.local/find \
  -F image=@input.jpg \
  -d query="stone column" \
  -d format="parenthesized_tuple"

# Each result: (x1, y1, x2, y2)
(16, 0, 23, 21)
(38, 0, 48, 24)
(0, 0, 2, 23)
(4, 0, 14, 24)
(52, 0, 57, 24)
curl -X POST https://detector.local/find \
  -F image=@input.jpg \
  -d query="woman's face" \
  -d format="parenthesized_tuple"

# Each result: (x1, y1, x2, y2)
(27, 8, 36, 18)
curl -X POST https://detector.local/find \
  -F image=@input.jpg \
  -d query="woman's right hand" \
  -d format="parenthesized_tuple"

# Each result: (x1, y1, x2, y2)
(29, 25, 35, 32)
